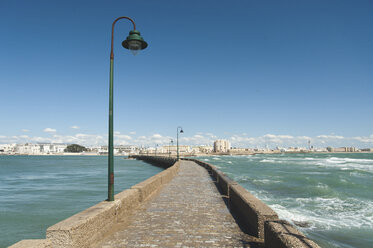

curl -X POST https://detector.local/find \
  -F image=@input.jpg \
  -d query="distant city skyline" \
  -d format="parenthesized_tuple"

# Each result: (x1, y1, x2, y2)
(1, 128, 372, 148)
(1, 1, 372, 148)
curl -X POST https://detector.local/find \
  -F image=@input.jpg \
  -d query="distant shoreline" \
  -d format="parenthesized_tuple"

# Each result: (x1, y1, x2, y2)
(1, 151, 372, 157)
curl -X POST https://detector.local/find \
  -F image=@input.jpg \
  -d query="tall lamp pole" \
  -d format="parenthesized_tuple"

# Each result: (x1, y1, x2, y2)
(108, 17, 148, 201)
(176, 127, 184, 160)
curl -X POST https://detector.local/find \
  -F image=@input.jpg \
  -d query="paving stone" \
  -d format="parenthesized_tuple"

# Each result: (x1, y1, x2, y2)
(96, 161, 257, 247)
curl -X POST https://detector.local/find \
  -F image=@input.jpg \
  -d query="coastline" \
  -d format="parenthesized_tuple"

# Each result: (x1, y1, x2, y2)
(1, 151, 372, 157)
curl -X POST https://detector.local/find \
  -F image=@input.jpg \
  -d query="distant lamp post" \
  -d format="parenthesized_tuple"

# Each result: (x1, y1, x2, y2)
(169, 139, 173, 158)
(107, 16, 148, 202)
(177, 127, 184, 160)
(155, 144, 158, 156)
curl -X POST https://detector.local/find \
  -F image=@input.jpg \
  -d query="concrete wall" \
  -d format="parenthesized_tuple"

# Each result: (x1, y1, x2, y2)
(10, 159, 180, 248)
(185, 158, 319, 248)
(264, 220, 320, 248)
(129, 155, 177, 169)
(9, 240, 51, 248)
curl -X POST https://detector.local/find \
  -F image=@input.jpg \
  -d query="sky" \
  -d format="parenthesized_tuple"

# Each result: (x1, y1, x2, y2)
(0, 0, 372, 148)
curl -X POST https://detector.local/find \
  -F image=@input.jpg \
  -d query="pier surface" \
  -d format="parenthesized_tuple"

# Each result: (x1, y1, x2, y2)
(96, 161, 256, 247)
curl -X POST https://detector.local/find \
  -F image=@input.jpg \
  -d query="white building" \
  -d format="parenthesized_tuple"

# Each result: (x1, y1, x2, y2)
(0, 144, 16, 153)
(213, 140, 231, 153)
(15, 143, 41, 155)
(52, 144, 68, 153)
(327, 147, 357, 152)
(39, 144, 51, 154)
(161, 145, 190, 154)
(114, 145, 138, 155)
(191, 146, 214, 154)
(98, 146, 108, 155)
(10, 143, 68, 155)
(39, 143, 67, 154)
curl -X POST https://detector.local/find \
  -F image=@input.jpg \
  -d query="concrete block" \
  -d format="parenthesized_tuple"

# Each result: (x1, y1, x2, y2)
(131, 156, 177, 168)
(158, 162, 178, 185)
(46, 199, 120, 248)
(46, 188, 142, 248)
(9, 239, 51, 248)
(131, 174, 163, 202)
(265, 220, 320, 248)
(115, 189, 141, 220)
(229, 184, 278, 239)
(216, 171, 237, 196)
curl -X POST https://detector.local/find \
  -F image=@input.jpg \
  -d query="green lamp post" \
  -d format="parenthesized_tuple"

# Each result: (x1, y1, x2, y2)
(108, 17, 147, 201)
(176, 127, 184, 160)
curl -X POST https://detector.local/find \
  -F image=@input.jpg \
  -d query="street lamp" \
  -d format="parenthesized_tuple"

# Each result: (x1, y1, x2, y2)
(169, 139, 173, 158)
(177, 127, 184, 160)
(107, 17, 148, 201)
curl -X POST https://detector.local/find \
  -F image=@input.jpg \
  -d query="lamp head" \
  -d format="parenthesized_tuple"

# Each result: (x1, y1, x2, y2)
(122, 30, 148, 55)
(180, 129, 184, 134)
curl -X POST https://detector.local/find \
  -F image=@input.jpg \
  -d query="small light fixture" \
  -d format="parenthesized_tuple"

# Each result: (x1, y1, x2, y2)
(180, 128, 184, 133)
(122, 30, 148, 55)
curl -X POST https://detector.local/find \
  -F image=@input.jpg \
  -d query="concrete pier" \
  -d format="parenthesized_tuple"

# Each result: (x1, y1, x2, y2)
(95, 160, 259, 247)
(11, 156, 320, 248)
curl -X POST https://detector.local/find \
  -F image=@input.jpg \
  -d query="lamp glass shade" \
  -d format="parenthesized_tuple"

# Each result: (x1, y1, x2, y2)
(128, 40, 142, 55)
(180, 129, 184, 133)
(122, 30, 148, 55)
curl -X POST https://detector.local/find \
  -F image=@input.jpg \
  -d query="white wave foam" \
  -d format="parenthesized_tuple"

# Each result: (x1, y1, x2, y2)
(326, 157, 346, 164)
(253, 179, 281, 184)
(349, 171, 370, 178)
(12, 174, 63, 180)
(234, 175, 250, 182)
(271, 204, 311, 224)
(326, 157, 373, 164)
(316, 183, 329, 189)
(241, 155, 373, 174)
(270, 197, 373, 230)
(317, 157, 373, 173)
(260, 159, 276, 163)
(301, 171, 330, 175)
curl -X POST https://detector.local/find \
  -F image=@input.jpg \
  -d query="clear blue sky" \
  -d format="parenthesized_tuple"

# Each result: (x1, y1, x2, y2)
(1, 0, 372, 148)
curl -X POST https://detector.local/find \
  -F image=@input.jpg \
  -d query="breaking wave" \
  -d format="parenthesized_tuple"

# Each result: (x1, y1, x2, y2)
(270, 197, 373, 230)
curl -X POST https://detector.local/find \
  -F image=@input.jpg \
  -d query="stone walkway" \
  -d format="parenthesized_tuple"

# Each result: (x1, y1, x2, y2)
(96, 161, 257, 247)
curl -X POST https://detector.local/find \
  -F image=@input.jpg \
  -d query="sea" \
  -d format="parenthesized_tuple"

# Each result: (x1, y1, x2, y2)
(198, 153, 373, 248)
(0, 156, 163, 247)
(1, 153, 372, 248)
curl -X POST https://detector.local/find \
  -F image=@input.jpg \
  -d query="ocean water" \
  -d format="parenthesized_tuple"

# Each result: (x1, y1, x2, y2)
(198, 153, 373, 248)
(1, 154, 372, 247)
(0, 156, 163, 247)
